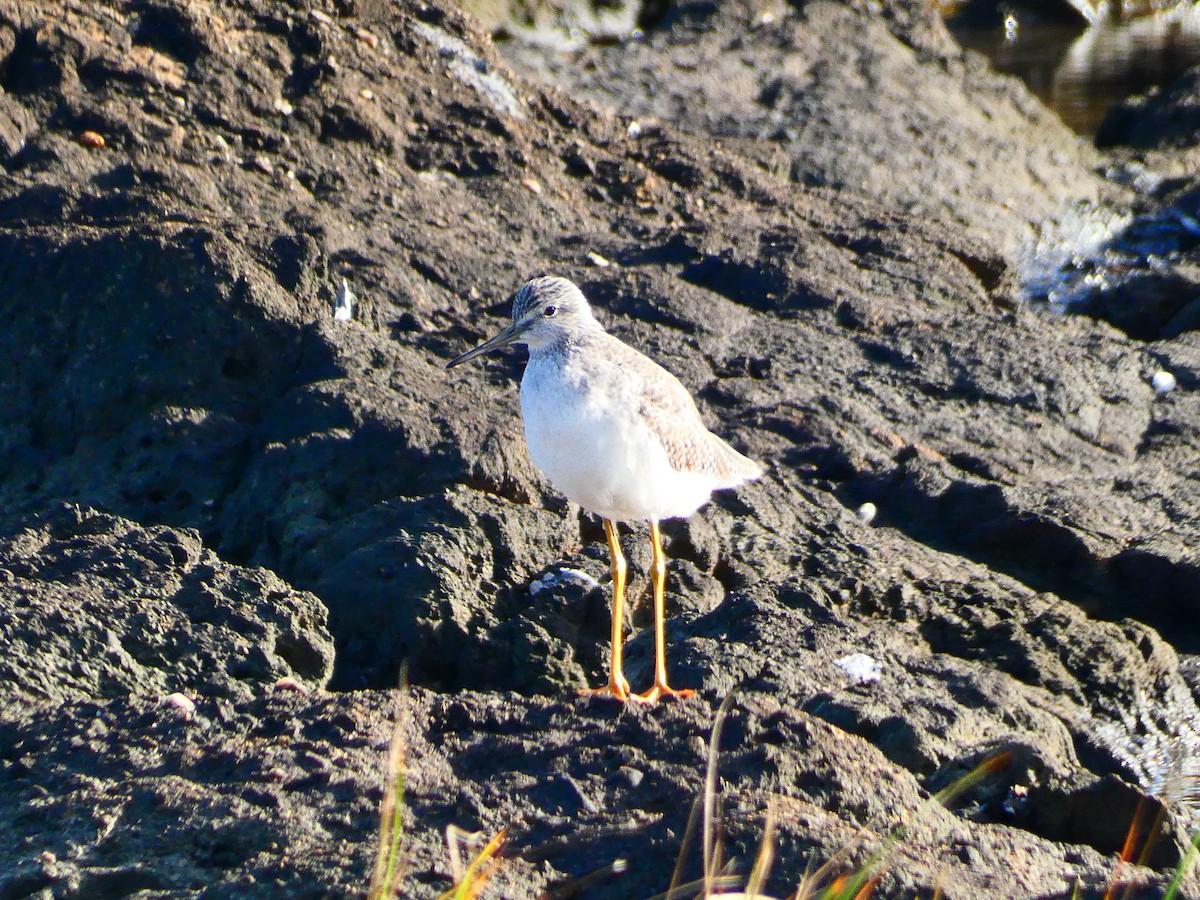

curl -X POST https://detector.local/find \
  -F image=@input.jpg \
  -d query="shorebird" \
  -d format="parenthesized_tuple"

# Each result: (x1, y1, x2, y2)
(448, 276, 762, 703)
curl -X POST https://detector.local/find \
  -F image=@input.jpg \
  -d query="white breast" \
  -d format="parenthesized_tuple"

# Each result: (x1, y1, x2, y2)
(520, 352, 717, 523)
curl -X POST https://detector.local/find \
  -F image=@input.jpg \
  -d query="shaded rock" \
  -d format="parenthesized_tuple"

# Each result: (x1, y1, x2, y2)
(1097, 64, 1200, 150)
(0, 504, 334, 702)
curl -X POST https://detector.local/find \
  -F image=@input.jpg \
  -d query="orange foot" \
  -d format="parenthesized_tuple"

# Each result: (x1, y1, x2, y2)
(583, 677, 633, 702)
(633, 683, 697, 705)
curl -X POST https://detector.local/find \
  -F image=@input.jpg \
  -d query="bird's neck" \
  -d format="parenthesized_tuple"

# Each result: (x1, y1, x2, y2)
(530, 326, 602, 360)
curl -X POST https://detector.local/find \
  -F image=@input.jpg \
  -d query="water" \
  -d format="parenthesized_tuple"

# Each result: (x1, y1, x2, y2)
(948, 7, 1200, 136)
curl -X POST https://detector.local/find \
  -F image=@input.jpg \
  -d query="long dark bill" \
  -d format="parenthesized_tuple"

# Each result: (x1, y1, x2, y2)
(446, 320, 528, 368)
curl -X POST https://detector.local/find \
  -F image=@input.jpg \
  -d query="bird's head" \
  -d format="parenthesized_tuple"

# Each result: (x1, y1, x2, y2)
(447, 276, 598, 367)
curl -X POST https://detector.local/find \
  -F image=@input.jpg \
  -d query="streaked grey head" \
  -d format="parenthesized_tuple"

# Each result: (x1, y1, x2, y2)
(447, 276, 600, 368)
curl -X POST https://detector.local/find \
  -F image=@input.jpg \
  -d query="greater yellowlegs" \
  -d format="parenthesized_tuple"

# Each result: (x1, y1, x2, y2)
(448, 276, 762, 703)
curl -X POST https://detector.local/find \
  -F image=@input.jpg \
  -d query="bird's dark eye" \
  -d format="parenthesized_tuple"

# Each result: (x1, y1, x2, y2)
(543, 305, 558, 317)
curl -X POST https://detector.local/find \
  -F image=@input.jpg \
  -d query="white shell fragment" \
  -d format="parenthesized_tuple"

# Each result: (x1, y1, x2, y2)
(529, 567, 601, 596)
(335, 278, 356, 322)
(626, 121, 643, 139)
(856, 502, 877, 524)
(835, 653, 882, 684)
(1152, 370, 1177, 394)
(586, 251, 611, 268)
(273, 676, 309, 694)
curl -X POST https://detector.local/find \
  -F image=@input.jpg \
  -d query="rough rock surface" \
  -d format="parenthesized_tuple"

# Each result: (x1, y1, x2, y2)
(498, 0, 1116, 261)
(0, 503, 335, 703)
(0, 0, 1198, 897)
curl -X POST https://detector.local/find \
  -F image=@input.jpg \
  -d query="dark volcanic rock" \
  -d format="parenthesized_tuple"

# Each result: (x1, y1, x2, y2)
(1097, 65, 1200, 150)
(0, 503, 334, 702)
(0, 688, 1171, 899)
(0, 0, 1197, 897)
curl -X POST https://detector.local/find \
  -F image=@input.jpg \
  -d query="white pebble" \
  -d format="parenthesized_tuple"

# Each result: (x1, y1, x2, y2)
(835, 653, 882, 684)
(1152, 370, 1177, 394)
(856, 502, 877, 524)
(586, 251, 611, 268)
(626, 121, 642, 139)
(160, 692, 195, 716)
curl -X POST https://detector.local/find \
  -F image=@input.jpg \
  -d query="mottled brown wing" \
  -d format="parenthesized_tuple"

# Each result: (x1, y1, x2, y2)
(633, 353, 762, 487)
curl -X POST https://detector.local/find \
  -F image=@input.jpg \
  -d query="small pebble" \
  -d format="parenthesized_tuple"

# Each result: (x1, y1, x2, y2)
(309, 9, 332, 25)
(521, 177, 542, 195)
(1152, 370, 1177, 394)
(835, 652, 882, 684)
(39, 851, 56, 866)
(267, 766, 287, 781)
(360, 88, 375, 100)
(626, 121, 642, 139)
(355, 27, 379, 49)
(78, 130, 105, 148)
(856, 502, 877, 524)
(273, 96, 294, 116)
(587, 251, 611, 268)
(160, 692, 195, 716)
(619, 765, 644, 788)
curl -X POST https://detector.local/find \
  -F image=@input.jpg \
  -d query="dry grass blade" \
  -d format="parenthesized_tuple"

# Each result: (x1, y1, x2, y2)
(1106, 793, 1168, 900)
(792, 826, 873, 899)
(666, 691, 738, 900)
(367, 680, 410, 900)
(745, 798, 777, 898)
(438, 827, 507, 900)
(931, 751, 1012, 808)
(703, 692, 738, 895)
(668, 793, 705, 896)
(538, 858, 628, 899)
(794, 751, 1014, 900)
(930, 867, 947, 900)
(645, 873, 743, 900)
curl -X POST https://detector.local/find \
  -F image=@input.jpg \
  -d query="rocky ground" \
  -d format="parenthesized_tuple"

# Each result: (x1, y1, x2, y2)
(0, 0, 1198, 897)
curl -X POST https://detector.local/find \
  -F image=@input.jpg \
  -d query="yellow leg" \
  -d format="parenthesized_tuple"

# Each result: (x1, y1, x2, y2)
(634, 520, 696, 704)
(585, 518, 632, 701)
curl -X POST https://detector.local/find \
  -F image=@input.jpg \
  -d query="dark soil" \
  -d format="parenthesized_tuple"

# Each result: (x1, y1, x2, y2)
(0, 0, 1197, 897)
